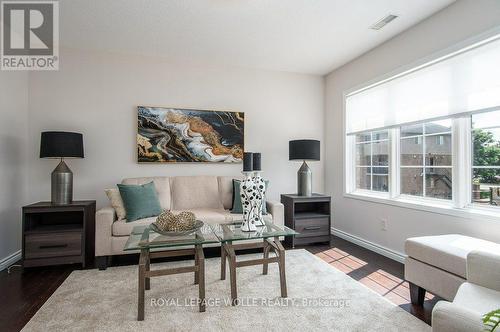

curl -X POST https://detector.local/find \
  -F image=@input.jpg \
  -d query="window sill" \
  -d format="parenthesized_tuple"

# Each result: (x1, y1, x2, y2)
(343, 191, 500, 222)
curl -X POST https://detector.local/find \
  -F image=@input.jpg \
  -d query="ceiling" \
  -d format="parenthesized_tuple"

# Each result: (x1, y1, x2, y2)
(60, 0, 455, 75)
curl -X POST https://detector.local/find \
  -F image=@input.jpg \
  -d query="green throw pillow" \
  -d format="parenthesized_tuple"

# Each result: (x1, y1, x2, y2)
(231, 179, 269, 215)
(117, 182, 162, 222)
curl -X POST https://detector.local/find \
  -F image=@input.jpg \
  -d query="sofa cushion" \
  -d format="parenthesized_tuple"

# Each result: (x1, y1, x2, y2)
(405, 234, 500, 278)
(171, 176, 223, 210)
(453, 282, 500, 315)
(112, 209, 232, 236)
(113, 217, 156, 236)
(105, 188, 126, 220)
(122, 177, 171, 210)
(117, 182, 162, 222)
(174, 209, 232, 225)
(218, 176, 241, 209)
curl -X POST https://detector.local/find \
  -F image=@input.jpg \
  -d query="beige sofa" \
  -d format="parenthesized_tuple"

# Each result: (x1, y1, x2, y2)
(95, 176, 284, 270)
(404, 234, 500, 304)
(432, 250, 500, 332)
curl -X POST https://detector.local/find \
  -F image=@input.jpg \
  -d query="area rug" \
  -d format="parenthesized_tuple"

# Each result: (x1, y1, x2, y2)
(22, 249, 429, 332)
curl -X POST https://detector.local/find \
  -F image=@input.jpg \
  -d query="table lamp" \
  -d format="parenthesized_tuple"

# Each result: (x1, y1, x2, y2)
(40, 131, 84, 205)
(289, 139, 320, 196)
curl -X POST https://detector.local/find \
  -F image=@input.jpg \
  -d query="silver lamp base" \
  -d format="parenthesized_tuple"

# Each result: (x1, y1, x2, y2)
(297, 160, 312, 196)
(51, 159, 73, 205)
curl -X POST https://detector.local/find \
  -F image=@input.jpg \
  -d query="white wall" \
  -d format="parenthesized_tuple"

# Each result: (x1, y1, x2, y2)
(28, 49, 324, 209)
(325, 0, 500, 256)
(0, 72, 29, 267)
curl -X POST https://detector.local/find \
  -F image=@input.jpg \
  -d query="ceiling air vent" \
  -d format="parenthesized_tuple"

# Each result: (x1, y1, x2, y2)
(370, 14, 398, 30)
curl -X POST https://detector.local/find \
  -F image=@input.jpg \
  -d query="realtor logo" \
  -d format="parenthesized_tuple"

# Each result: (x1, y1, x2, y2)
(1, 0, 59, 70)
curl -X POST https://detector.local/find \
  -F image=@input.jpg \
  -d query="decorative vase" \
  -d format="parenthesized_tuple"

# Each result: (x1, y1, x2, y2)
(240, 172, 257, 232)
(252, 171, 266, 226)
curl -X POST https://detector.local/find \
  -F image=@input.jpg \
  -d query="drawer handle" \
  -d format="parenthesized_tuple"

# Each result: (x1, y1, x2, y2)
(39, 244, 68, 249)
(304, 226, 321, 230)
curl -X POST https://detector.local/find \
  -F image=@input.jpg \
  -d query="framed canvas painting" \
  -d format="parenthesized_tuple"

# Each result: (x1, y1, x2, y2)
(137, 106, 244, 163)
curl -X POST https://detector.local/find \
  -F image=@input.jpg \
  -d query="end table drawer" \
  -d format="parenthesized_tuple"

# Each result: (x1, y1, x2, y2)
(295, 218, 330, 238)
(25, 232, 82, 259)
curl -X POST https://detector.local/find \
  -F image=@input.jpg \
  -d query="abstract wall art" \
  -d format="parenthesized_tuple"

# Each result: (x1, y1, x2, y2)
(137, 106, 244, 163)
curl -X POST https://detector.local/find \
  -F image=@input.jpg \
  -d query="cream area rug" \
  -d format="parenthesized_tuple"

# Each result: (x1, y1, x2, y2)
(22, 249, 429, 332)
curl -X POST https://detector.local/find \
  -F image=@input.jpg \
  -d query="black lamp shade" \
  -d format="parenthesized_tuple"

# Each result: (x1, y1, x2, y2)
(243, 152, 253, 172)
(40, 131, 84, 158)
(289, 139, 320, 161)
(253, 153, 262, 171)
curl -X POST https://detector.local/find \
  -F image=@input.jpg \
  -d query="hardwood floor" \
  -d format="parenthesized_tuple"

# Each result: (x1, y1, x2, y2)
(0, 236, 439, 331)
(303, 236, 440, 325)
(0, 264, 74, 332)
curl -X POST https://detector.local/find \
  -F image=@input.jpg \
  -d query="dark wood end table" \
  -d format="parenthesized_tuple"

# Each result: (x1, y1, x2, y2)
(22, 200, 96, 268)
(281, 193, 331, 247)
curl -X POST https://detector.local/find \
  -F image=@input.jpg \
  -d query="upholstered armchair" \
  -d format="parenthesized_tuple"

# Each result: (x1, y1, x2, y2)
(432, 250, 500, 332)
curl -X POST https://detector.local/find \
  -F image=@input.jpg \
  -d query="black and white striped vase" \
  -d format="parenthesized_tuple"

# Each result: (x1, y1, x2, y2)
(252, 171, 266, 227)
(240, 171, 257, 232)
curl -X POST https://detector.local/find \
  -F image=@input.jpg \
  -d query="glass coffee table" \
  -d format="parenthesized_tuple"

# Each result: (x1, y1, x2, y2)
(124, 224, 219, 321)
(211, 222, 298, 305)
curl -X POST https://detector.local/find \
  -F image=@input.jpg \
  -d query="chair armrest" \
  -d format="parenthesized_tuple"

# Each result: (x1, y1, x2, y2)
(95, 207, 117, 257)
(432, 301, 483, 332)
(467, 250, 500, 291)
(266, 201, 284, 227)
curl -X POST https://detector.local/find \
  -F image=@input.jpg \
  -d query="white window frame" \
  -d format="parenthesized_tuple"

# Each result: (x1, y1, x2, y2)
(346, 113, 500, 218)
(469, 112, 500, 211)
(353, 131, 390, 193)
(398, 120, 453, 201)
(342, 26, 500, 221)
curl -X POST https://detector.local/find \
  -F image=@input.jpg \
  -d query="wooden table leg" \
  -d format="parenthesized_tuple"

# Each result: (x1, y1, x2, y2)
(138, 248, 147, 321)
(263, 239, 270, 275)
(274, 237, 287, 298)
(225, 242, 238, 305)
(194, 245, 199, 285)
(145, 249, 150, 291)
(196, 245, 206, 312)
(220, 244, 226, 280)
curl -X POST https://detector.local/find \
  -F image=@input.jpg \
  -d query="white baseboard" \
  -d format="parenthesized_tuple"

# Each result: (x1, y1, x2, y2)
(331, 228, 406, 264)
(0, 250, 22, 272)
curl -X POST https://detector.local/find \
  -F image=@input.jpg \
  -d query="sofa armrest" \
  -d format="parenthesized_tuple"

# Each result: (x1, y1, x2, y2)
(432, 301, 483, 332)
(266, 201, 284, 227)
(467, 250, 500, 291)
(95, 207, 117, 257)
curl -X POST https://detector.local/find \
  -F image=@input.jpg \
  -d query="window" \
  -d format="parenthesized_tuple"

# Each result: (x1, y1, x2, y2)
(344, 32, 500, 215)
(472, 110, 500, 206)
(355, 131, 389, 192)
(400, 120, 452, 200)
